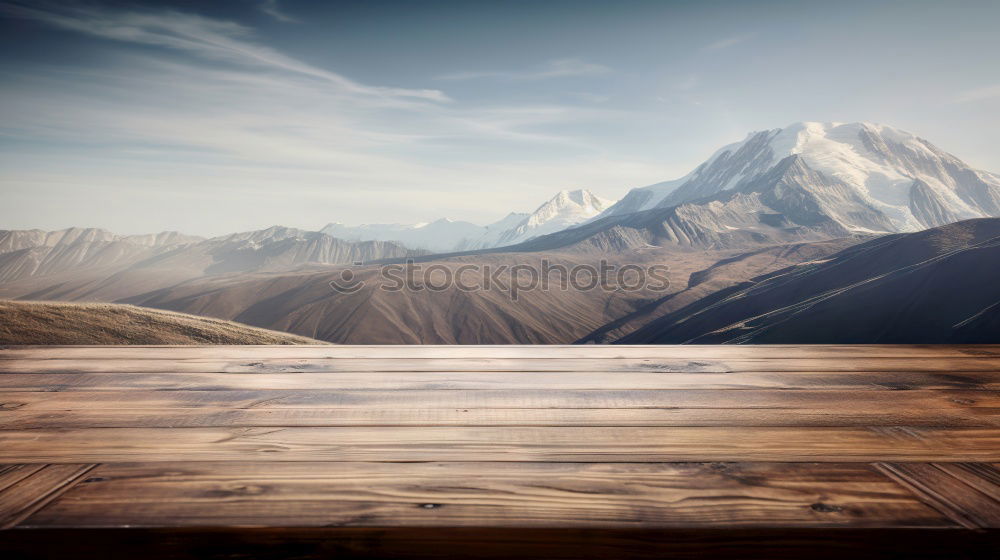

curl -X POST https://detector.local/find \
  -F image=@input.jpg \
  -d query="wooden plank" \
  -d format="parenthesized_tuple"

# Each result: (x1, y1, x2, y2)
(933, 463, 1000, 501)
(0, 465, 45, 494)
(3, 344, 999, 359)
(3, 389, 997, 429)
(1, 370, 997, 391)
(5, 406, 996, 429)
(0, 464, 96, 529)
(875, 463, 1000, 529)
(2, 357, 1000, 373)
(4, 389, 996, 411)
(0, 345, 997, 556)
(1, 426, 998, 463)
(19, 462, 953, 529)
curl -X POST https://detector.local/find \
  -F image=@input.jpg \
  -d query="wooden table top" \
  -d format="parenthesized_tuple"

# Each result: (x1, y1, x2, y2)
(1, 345, 998, 559)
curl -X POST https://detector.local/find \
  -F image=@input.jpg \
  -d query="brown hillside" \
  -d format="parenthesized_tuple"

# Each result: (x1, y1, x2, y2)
(0, 300, 326, 345)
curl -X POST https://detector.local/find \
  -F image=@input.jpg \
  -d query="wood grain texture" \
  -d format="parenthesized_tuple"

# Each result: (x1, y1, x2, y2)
(875, 463, 1000, 529)
(2, 426, 998, 463)
(4, 388, 996, 410)
(0, 465, 44, 495)
(0, 464, 95, 529)
(3, 389, 996, 428)
(0, 345, 997, 558)
(1, 371, 997, 391)
(934, 463, 1000, 500)
(5, 406, 996, 429)
(3, 344, 998, 359)
(21, 462, 952, 529)
(3, 357, 1000, 373)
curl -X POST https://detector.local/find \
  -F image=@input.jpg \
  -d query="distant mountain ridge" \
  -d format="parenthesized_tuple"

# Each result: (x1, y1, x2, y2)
(321, 188, 614, 252)
(0, 227, 202, 284)
(0, 225, 423, 301)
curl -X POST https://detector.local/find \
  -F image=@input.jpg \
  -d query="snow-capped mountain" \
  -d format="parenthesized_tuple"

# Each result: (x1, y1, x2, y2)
(490, 189, 614, 247)
(464, 212, 530, 250)
(602, 122, 1000, 233)
(321, 189, 615, 253)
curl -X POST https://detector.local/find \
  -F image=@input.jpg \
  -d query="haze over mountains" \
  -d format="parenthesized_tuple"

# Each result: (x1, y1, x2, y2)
(2, 122, 998, 344)
(0, 226, 422, 301)
(321, 189, 615, 252)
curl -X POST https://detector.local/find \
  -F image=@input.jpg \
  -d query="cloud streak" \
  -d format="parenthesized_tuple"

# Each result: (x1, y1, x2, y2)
(438, 58, 610, 81)
(0, 0, 448, 102)
(702, 32, 756, 51)
(258, 0, 298, 23)
(0, 2, 679, 233)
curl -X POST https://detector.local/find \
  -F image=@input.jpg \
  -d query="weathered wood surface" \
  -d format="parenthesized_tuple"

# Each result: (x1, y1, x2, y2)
(3, 344, 999, 359)
(19, 462, 951, 529)
(4, 426, 999, 463)
(0, 345, 998, 559)
(5, 356, 1000, 373)
(3, 370, 997, 391)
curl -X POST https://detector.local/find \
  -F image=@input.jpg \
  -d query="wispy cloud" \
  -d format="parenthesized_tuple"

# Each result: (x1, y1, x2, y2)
(438, 58, 610, 81)
(953, 83, 1000, 103)
(0, 2, 663, 232)
(0, 0, 448, 102)
(702, 32, 757, 51)
(258, 0, 298, 23)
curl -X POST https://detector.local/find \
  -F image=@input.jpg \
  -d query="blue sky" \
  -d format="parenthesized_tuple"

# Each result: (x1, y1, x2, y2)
(1, 0, 999, 235)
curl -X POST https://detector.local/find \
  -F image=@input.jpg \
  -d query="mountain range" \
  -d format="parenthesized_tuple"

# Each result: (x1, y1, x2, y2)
(497, 122, 1000, 256)
(2, 121, 998, 344)
(0, 226, 423, 301)
(321, 189, 614, 252)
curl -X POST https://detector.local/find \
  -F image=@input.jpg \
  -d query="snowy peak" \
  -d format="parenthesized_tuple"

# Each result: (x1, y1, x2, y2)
(494, 189, 614, 246)
(602, 121, 1000, 233)
(320, 189, 616, 253)
(527, 189, 613, 226)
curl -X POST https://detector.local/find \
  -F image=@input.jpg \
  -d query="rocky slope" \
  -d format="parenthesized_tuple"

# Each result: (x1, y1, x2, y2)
(617, 218, 1000, 344)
